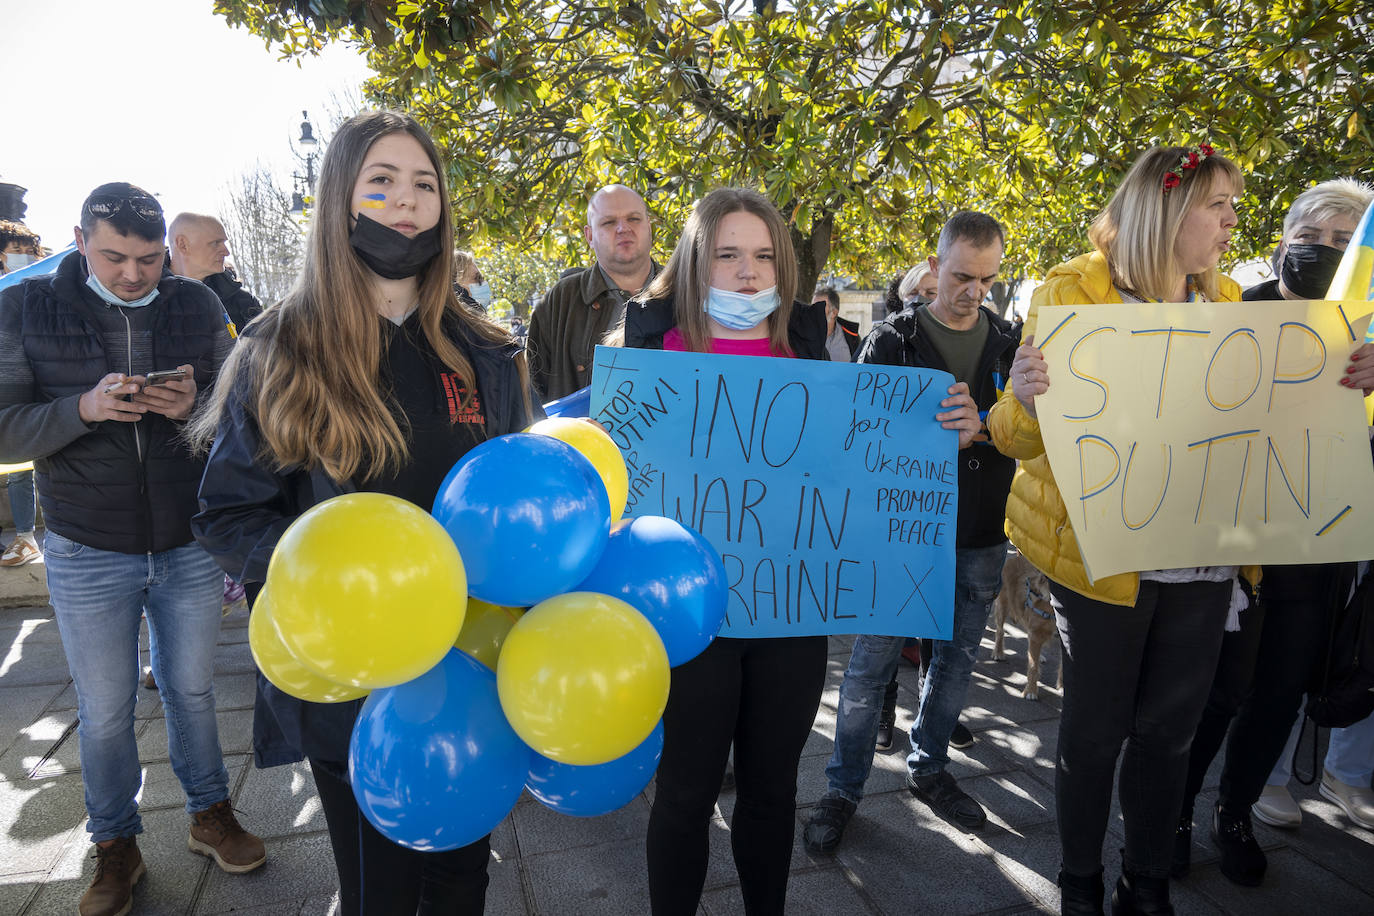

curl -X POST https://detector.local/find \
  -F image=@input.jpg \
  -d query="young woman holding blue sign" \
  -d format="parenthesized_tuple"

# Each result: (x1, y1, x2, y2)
(988, 145, 1259, 916)
(624, 188, 829, 915)
(190, 110, 537, 916)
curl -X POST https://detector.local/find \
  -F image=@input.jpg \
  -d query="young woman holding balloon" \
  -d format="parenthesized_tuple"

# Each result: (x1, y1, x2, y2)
(623, 187, 829, 915)
(189, 110, 538, 915)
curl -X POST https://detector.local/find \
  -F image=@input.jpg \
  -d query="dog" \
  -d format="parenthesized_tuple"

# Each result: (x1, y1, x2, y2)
(992, 549, 1061, 699)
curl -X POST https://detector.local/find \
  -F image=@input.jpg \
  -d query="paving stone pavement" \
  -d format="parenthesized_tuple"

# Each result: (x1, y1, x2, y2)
(1, 591, 1371, 915)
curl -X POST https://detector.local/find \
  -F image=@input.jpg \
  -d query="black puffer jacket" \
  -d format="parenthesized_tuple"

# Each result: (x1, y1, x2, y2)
(193, 310, 540, 769)
(857, 303, 1021, 549)
(2, 251, 228, 553)
(202, 271, 263, 330)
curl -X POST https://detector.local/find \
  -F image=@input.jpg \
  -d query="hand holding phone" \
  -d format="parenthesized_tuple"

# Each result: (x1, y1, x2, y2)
(132, 364, 197, 420)
(144, 368, 188, 387)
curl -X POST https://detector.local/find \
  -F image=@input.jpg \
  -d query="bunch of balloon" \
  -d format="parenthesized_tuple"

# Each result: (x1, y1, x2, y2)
(258, 492, 470, 692)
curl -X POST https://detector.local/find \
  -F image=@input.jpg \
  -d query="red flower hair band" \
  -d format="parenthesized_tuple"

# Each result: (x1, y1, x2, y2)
(1163, 143, 1215, 193)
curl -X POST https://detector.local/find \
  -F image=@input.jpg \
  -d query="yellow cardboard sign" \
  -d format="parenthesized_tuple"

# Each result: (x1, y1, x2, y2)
(1035, 299, 1374, 581)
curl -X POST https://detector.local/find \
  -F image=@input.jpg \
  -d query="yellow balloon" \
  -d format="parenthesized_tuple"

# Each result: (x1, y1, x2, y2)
(525, 417, 629, 521)
(266, 492, 468, 689)
(249, 591, 369, 703)
(455, 598, 526, 670)
(497, 591, 668, 765)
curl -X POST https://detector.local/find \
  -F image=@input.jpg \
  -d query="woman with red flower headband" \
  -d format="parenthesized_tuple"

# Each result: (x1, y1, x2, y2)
(986, 145, 1253, 916)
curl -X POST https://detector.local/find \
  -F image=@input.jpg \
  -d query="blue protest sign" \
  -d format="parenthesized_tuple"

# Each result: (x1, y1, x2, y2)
(588, 345, 957, 640)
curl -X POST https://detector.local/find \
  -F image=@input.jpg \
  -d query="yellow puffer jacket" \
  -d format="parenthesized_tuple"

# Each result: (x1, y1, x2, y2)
(987, 251, 1258, 605)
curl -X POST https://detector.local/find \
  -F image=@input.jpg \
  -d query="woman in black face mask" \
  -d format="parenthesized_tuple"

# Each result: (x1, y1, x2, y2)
(189, 110, 538, 916)
(1243, 178, 1372, 302)
(1175, 176, 1373, 892)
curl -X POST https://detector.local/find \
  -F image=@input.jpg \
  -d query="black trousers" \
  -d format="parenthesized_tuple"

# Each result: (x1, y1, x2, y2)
(1053, 579, 1230, 880)
(1181, 564, 1337, 816)
(646, 635, 828, 916)
(310, 759, 491, 916)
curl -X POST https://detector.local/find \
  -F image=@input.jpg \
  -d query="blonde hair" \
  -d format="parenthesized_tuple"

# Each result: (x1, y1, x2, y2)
(190, 110, 521, 481)
(639, 188, 796, 355)
(898, 262, 933, 301)
(1088, 145, 1244, 302)
(453, 248, 478, 286)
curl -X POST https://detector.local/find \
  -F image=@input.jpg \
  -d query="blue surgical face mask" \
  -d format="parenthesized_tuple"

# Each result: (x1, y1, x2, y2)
(86, 268, 160, 309)
(469, 281, 493, 308)
(705, 285, 780, 331)
(3, 253, 34, 271)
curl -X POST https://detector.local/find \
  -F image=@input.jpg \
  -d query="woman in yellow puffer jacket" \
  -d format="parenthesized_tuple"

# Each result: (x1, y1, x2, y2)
(987, 145, 1251, 916)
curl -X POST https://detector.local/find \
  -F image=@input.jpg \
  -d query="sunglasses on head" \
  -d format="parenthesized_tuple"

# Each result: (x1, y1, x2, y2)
(83, 194, 163, 223)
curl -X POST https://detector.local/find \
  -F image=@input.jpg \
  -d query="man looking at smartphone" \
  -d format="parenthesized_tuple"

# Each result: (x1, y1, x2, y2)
(0, 183, 265, 916)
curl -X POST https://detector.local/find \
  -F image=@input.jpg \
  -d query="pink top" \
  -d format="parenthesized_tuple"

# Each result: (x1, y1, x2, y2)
(662, 327, 787, 357)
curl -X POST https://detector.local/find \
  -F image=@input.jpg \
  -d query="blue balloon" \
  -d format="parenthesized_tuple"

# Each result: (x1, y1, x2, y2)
(349, 649, 532, 851)
(525, 720, 664, 817)
(575, 515, 728, 666)
(433, 434, 611, 607)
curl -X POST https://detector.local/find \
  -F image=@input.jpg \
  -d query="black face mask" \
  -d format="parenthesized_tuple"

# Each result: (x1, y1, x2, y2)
(1280, 243, 1345, 300)
(349, 213, 442, 280)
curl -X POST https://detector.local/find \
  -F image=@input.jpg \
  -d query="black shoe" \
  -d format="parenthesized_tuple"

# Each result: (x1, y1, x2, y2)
(948, 722, 974, 750)
(1111, 869, 1174, 916)
(1170, 813, 1192, 879)
(802, 796, 857, 855)
(1058, 867, 1105, 916)
(875, 718, 895, 751)
(1211, 803, 1266, 887)
(907, 769, 986, 829)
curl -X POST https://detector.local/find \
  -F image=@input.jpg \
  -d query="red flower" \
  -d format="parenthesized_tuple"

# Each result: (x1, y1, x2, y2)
(1198, 143, 1215, 156)
(1163, 172, 1182, 191)
(1185, 152, 1200, 169)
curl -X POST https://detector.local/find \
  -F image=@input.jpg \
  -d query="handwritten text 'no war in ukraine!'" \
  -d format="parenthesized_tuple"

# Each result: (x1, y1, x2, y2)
(588, 346, 958, 634)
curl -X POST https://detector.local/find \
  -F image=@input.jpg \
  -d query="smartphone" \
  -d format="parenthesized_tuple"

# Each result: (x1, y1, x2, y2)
(144, 368, 187, 387)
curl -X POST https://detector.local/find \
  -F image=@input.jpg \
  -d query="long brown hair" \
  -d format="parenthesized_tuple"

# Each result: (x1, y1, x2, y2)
(639, 188, 796, 354)
(1089, 145, 1244, 302)
(190, 110, 520, 480)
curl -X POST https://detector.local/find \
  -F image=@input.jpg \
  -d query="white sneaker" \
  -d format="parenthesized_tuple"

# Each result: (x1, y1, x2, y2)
(0, 535, 41, 567)
(1319, 768, 1374, 830)
(1252, 784, 1302, 828)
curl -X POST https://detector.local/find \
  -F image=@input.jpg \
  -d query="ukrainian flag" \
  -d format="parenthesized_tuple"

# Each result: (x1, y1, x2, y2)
(1328, 202, 1374, 421)
(1330, 201, 1374, 305)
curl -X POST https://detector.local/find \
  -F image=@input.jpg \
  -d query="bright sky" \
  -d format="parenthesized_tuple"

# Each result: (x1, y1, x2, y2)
(2, 0, 372, 249)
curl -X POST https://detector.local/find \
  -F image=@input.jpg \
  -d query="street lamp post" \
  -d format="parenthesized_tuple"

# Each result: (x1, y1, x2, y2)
(290, 111, 320, 215)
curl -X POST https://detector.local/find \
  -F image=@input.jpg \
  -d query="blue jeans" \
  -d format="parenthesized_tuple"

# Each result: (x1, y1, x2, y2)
(823, 542, 1006, 802)
(44, 531, 230, 842)
(4, 470, 36, 533)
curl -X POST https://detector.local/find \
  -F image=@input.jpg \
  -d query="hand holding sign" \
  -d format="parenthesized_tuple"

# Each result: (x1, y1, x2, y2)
(1342, 342, 1374, 395)
(1010, 334, 1049, 417)
(936, 382, 985, 448)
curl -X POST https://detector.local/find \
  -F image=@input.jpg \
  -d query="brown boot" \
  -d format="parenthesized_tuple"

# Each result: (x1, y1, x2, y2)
(79, 836, 145, 916)
(188, 800, 266, 874)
